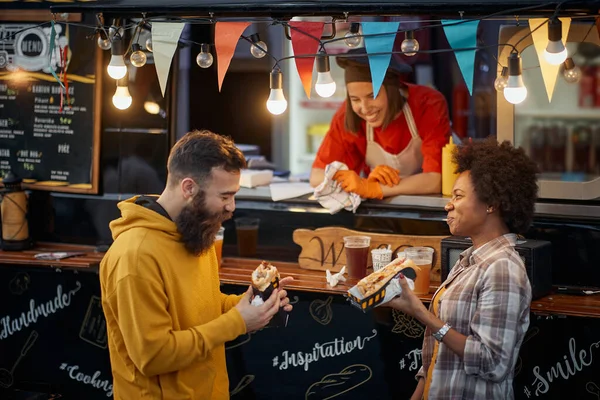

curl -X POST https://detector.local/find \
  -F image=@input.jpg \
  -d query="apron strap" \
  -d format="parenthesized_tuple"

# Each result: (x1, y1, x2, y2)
(366, 123, 374, 142)
(402, 101, 420, 140)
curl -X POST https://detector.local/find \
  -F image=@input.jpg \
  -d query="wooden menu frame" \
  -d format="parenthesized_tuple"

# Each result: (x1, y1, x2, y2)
(0, 11, 101, 194)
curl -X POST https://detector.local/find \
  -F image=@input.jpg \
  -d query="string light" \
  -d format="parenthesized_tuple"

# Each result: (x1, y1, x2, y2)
(108, 25, 124, 42)
(130, 43, 147, 68)
(266, 67, 287, 115)
(112, 78, 132, 110)
(146, 37, 153, 52)
(401, 31, 419, 56)
(503, 53, 527, 105)
(315, 51, 337, 98)
(249, 33, 268, 58)
(196, 43, 214, 68)
(544, 18, 567, 65)
(107, 38, 127, 80)
(344, 23, 362, 48)
(494, 67, 509, 92)
(97, 30, 111, 50)
(562, 57, 581, 83)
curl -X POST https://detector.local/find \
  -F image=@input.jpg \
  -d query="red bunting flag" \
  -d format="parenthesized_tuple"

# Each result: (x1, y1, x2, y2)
(288, 21, 325, 99)
(215, 22, 251, 91)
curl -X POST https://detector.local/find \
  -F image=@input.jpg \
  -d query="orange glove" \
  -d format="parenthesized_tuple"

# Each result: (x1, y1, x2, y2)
(333, 170, 383, 199)
(368, 165, 401, 187)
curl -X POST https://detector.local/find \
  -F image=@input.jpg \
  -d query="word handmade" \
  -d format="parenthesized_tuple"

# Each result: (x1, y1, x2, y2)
(273, 329, 378, 372)
(60, 362, 113, 398)
(0, 281, 81, 340)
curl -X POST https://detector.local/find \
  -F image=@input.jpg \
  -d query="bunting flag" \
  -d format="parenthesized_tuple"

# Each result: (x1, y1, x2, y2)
(215, 22, 251, 91)
(528, 17, 572, 102)
(288, 21, 325, 99)
(441, 19, 480, 96)
(361, 21, 400, 98)
(152, 22, 186, 97)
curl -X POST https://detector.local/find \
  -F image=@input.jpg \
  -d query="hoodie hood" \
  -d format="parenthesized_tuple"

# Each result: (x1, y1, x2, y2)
(110, 196, 181, 242)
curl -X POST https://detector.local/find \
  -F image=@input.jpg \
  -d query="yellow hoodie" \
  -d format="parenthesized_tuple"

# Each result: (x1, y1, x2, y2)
(100, 196, 246, 399)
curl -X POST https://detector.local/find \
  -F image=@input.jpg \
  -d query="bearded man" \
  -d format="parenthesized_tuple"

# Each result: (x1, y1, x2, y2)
(100, 130, 293, 399)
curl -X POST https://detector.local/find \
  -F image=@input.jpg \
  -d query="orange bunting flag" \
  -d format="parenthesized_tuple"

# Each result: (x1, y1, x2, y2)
(288, 21, 326, 99)
(215, 22, 251, 91)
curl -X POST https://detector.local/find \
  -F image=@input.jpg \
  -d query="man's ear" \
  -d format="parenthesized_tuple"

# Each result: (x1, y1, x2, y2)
(180, 178, 196, 200)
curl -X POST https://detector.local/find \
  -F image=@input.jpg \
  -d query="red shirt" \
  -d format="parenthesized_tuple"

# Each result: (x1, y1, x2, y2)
(313, 83, 451, 175)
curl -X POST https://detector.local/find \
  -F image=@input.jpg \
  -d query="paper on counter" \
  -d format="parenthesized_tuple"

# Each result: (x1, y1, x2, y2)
(240, 169, 273, 188)
(326, 266, 347, 287)
(270, 182, 314, 201)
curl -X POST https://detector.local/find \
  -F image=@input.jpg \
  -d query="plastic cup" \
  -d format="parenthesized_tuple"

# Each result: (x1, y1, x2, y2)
(343, 236, 371, 279)
(371, 248, 393, 271)
(235, 218, 259, 257)
(405, 247, 434, 295)
(214, 226, 225, 266)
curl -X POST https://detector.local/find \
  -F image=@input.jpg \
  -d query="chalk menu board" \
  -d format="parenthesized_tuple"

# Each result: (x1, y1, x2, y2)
(0, 20, 100, 194)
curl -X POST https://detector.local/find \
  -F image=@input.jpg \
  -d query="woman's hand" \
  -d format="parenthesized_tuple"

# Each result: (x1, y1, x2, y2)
(385, 273, 427, 317)
(410, 378, 425, 400)
(333, 170, 383, 199)
(368, 165, 400, 187)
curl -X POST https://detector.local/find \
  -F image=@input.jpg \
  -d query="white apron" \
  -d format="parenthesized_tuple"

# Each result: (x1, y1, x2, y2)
(364, 96, 423, 178)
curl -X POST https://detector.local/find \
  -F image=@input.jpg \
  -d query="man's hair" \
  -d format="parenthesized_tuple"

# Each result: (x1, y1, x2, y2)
(345, 84, 405, 133)
(167, 130, 246, 186)
(453, 137, 539, 234)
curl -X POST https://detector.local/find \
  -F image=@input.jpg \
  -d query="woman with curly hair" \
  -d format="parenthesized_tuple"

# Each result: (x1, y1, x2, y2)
(387, 137, 539, 400)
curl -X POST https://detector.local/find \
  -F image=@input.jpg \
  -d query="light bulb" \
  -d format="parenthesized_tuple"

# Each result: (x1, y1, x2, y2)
(145, 37, 153, 52)
(196, 44, 213, 68)
(503, 53, 527, 105)
(344, 23, 362, 48)
(107, 39, 126, 79)
(144, 101, 160, 114)
(563, 58, 581, 83)
(315, 52, 336, 98)
(130, 44, 147, 68)
(266, 69, 287, 115)
(494, 67, 508, 92)
(112, 80, 132, 110)
(401, 31, 419, 56)
(249, 34, 268, 58)
(97, 33, 111, 50)
(544, 18, 567, 65)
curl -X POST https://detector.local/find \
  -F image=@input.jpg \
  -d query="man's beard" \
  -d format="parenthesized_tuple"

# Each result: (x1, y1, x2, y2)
(175, 190, 232, 256)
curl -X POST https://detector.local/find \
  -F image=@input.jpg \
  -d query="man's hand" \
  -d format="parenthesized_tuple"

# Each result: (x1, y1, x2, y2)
(368, 165, 400, 187)
(333, 170, 383, 199)
(235, 286, 280, 333)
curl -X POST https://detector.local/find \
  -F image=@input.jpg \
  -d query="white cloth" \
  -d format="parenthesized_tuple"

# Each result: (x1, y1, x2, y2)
(313, 161, 362, 214)
(365, 90, 423, 178)
(326, 266, 347, 287)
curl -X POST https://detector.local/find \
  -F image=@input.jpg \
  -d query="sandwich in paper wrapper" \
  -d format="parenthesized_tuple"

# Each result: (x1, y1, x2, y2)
(346, 257, 416, 312)
(250, 261, 289, 327)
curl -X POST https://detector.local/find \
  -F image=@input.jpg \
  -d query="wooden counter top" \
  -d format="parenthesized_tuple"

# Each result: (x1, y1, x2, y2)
(0, 242, 104, 270)
(220, 257, 600, 318)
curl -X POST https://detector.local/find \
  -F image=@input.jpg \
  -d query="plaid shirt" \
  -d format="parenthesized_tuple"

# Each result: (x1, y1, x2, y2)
(417, 234, 532, 399)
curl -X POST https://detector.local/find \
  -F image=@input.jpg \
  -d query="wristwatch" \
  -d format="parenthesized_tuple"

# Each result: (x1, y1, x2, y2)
(432, 323, 451, 342)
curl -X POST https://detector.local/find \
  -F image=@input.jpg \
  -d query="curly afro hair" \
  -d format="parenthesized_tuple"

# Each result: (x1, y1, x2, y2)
(453, 137, 539, 234)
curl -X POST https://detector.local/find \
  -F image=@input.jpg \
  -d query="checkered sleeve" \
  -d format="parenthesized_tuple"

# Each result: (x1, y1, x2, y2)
(463, 257, 531, 382)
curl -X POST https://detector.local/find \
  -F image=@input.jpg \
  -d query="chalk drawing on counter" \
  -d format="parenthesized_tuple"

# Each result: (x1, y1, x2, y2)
(230, 375, 255, 397)
(0, 330, 38, 388)
(305, 364, 372, 400)
(0, 281, 81, 340)
(79, 296, 108, 349)
(59, 362, 113, 398)
(9, 272, 30, 295)
(226, 332, 255, 350)
(391, 310, 424, 338)
(524, 338, 600, 398)
(289, 295, 300, 305)
(587, 382, 600, 399)
(399, 348, 422, 372)
(310, 296, 333, 325)
(514, 326, 540, 377)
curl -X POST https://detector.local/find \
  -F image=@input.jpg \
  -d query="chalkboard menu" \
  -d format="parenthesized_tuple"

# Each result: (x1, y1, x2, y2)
(0, 20, 100, 194)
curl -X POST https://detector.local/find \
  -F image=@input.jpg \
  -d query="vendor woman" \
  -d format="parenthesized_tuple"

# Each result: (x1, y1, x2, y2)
(309, 48, 451, 199)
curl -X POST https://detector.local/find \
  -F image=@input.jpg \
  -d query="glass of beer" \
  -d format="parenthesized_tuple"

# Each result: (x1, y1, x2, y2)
(343, 236, 371, 279)
(214, 227, 225, 267)
(235, 218, 260, 257)
(404, 247, 434, 295)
